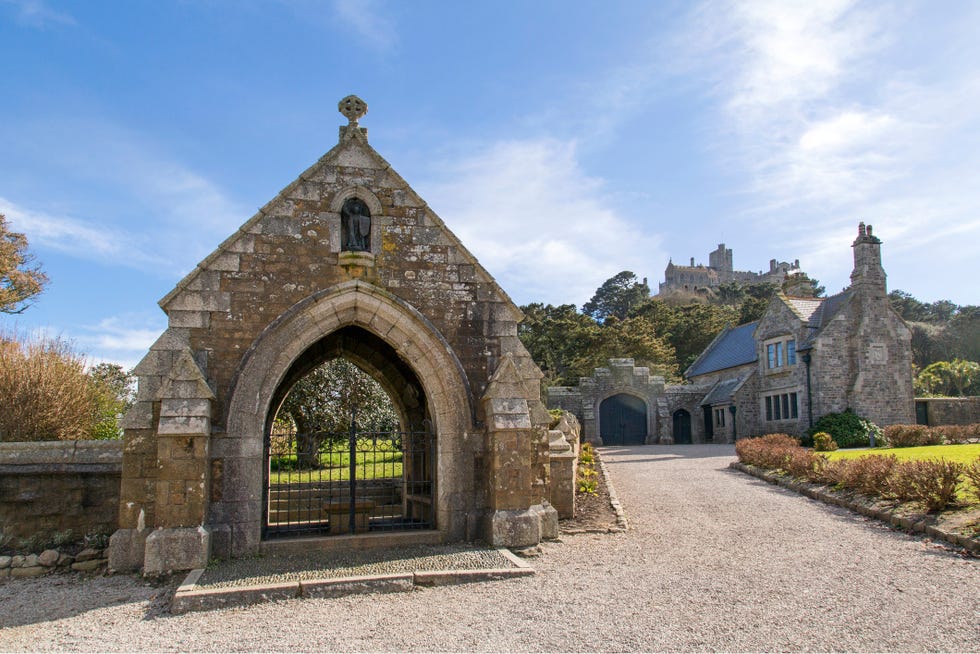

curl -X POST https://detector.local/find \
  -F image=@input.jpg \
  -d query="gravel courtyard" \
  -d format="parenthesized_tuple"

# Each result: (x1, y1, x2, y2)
(2, 444, 978, 652)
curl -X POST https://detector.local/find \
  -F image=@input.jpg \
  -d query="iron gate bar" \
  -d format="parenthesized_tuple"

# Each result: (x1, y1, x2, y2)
(264, 424, 435, 539)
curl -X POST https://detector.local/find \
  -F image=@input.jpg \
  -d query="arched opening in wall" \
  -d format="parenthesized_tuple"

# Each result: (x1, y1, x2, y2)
(599, 394, 648, 446)
(263, 326, 435, 539)
(672, 409, 692, 444)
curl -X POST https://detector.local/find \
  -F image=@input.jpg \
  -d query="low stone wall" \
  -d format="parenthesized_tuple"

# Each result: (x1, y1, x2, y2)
(548, 412, 580, 519)
(916, 397, 980, 426)
(0, 441, 122, 545)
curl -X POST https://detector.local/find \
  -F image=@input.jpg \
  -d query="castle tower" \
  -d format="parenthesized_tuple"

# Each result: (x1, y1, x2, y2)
(850, 222, 886, 297)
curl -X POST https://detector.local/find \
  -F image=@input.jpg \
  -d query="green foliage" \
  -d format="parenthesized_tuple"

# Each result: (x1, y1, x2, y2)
(0, 214, 48, 314)
(277, 358, 400, 469)
(582, 271, 650, 323)
(518, 303, 600, 386)
(812, 431, 838, 452)
(576, 442, 598, 495)
(809, 410, 882, 449)
(915, 359, 980, 397)
(889, 290, 980, 368)
(88, 363, 135, 440)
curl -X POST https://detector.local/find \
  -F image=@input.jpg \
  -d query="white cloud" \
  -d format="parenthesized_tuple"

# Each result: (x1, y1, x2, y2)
(74, 314, 166, 370)
(331, 0, 396, 53)
(0, 196, 173, 270)
(1, 0, 74, 28)
(798, 111, 897, 153)
(422, 139, 665, 306)
(1, 119, 248, 275)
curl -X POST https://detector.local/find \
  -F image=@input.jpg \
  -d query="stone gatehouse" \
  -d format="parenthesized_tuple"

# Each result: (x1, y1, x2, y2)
(108, 96, 568, 575)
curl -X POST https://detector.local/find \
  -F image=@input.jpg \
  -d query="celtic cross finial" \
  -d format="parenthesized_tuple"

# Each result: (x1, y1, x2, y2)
(338, 95, 368, 126)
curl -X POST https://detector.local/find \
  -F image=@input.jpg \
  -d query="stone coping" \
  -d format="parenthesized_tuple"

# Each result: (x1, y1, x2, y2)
(0, 440, 122, 472)
(731, 461, 980, 555)
(171, 545, 533, 614)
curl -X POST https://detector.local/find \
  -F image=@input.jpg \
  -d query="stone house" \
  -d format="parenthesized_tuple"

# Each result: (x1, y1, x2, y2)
(108, 96, 573, 575)
(550, 223, 914, 443)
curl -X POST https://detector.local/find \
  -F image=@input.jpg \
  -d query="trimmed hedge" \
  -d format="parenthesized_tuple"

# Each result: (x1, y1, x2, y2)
(736, 433, 978, 513)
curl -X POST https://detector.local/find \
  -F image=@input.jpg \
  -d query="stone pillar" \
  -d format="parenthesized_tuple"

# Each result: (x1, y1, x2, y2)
(482, 353, 556, 547)
(135, 348, 216, 575)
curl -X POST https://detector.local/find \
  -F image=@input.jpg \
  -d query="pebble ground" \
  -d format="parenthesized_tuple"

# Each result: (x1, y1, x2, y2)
(1, 444, 978, 652)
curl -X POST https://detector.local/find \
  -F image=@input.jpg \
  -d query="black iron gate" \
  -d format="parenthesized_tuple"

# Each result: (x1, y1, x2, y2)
(264, 421, 434, 538)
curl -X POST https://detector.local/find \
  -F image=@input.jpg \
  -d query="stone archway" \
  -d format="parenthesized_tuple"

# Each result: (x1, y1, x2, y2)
(110, 98, 559, 574)
(216, 281, 473, 557)
(598, 393, 648, 446)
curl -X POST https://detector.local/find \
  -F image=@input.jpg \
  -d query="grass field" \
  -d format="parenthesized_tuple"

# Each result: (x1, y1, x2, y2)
(269, 444, 403, 484)
(825, 443, 980, 465)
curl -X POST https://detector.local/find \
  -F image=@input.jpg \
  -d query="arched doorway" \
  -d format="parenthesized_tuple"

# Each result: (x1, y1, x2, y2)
(599, 394, 648, 445)
(219, 282, 475, 555)
(263, 326, 435, 538)
(672, 409, 692, 444)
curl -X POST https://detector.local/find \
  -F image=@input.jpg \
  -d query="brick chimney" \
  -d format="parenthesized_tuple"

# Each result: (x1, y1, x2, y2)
(850, 222, 886, 296)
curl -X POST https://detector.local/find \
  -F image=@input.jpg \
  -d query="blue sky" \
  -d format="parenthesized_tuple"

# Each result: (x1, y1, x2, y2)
(2, 0, 978, 369)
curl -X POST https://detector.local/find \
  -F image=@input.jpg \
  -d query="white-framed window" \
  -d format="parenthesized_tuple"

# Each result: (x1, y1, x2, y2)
(765, 337, 797, 370)
(764, 392, 799, 421)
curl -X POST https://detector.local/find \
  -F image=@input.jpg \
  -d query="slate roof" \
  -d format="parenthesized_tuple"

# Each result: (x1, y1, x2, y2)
(686, 321, 759, 378)
(788, 290, 852, 348)
(700, 376, 749, 406)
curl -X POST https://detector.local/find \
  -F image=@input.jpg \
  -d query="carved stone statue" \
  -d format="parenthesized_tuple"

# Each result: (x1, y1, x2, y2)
(341, 197, 371, 252)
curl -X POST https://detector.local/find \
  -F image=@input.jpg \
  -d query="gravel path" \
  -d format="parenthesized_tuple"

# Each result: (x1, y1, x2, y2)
(2, 444, 978, 652)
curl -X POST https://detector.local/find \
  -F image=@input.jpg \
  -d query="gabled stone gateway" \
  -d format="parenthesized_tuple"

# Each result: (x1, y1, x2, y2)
(109, 97, 560, 574)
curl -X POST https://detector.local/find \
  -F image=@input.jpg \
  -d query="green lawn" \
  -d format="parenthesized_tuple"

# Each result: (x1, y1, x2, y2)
(270, 443, 403, 484)
(825, 443, 980, 465)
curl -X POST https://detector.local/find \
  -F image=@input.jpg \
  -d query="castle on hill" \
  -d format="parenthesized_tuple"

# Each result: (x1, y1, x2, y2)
(659, 243, 801, 295)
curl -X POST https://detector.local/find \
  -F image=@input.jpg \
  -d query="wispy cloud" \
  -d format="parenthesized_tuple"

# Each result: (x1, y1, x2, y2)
(422, 138, 665, 307)
(75, 313, 165, 370)
(1, 119, 248, 275)
(330, 0, 397, 53)
(0, 197, 170, 268)
(673, 0, 980, 300)
(1, 0, 74, 28)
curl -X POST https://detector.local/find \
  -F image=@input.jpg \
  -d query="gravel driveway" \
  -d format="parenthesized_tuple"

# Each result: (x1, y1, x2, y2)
(2, 444, 978, 652)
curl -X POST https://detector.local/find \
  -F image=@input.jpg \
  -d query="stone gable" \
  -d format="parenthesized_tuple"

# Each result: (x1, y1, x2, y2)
(110, 98, 557, 573)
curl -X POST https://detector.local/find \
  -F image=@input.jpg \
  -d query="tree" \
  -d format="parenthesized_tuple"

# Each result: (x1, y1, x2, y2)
(88, 363, 136, 439)
(277, 358, 399, 468)
(916, 359, 980, 397)
(582, 271, 650, 323)
(518, 303, 599, 386)
(889, 290, 934, 322)
(0, 214, 48, 314)
(0, 333, 112, 441)
(570, 315, 679, 382)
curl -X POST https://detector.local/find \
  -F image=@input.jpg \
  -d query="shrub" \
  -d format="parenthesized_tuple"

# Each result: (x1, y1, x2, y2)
(963, 458, 980, 502)
(839, 455, 898, 497)
(736, 433, 800, 469)
(812, 431, 838, 452)
(809, 410, 882, 448)
(933, 424, 980, 445)
(781, 447, 826, 481)
(884, 424, 927, 448)
(0, 334, 113, 441)
(816, 458, 851, 486)
(887, 459, 964, 512)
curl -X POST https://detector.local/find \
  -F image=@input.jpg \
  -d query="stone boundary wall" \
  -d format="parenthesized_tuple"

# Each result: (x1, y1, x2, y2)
(0, 441, 122, 544)
(916, 397, 980, 426)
